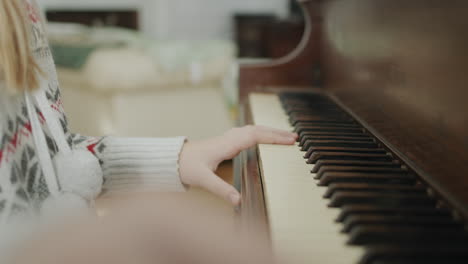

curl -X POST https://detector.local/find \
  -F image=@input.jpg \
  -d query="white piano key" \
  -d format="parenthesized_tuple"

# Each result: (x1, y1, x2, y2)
(249, 93, 365, 264)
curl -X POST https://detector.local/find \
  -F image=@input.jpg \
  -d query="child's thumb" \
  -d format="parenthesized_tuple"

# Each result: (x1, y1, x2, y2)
(199, 169, 240, 206)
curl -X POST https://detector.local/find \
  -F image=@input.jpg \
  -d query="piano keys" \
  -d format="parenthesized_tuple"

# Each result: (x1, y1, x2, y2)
(246, 92, 468, 263)
(248, 92, 364, 264)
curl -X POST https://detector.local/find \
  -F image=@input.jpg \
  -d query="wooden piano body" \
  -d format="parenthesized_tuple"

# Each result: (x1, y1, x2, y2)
(237, 0, 468, 263)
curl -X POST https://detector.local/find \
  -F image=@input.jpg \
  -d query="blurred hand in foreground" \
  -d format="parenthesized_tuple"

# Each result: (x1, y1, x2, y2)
(10, 194, 276, 264)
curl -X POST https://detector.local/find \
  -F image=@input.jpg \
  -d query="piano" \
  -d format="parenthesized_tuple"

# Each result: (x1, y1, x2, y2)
(236, 0, 468, 263)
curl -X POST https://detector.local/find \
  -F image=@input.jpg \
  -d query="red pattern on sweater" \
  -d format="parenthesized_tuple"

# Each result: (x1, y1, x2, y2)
(0, 122, 33, 165)
(26, 1, 40, 23)
(1, 109, 57, 165)
(87, 143, 98, 154)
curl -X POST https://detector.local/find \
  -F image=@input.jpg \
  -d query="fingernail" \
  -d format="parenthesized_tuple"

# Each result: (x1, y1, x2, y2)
(229, 193, 240, 205)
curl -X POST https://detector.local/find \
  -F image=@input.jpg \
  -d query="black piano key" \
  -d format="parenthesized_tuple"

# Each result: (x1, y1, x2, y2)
(300, 136, 374, 147)
(359, 246, 468, 264)
(348, 225, 468, 245)
(316, 166, 406, 180)
(305, 147, 387, 158)
(318, 172, 415, 186)
(304, 141, 380, 153)
(342, 214, 463, 233)
(288, 116, 351, 124)
(298, 132, 372, 144)
(308, 152, 393, 164)
(283, 99, 336, 105)
(290, 112, 350, 122)
(292, 120, 358, 128)
(281, 96, 332, 103)
(293, 118, 355, 125)
(305, 146, 386, 155)
(291, 117, 354, 126)
(281, 103, 323, 109)
(281, 97, 331, 106)
(290, 110, 346, 116)
(324, 183, 425, 198)
(300, 135, 373, 146)
(283, 104, 336, 111)
(295, 126, 364, 135)
(328, 192, 436, 208)
(289, 109, 346, 114)
(312, 160, 402, 173)
(337, 205, 453, 223)
(299, 131, 370, 139)
(283, 100, 334, 107)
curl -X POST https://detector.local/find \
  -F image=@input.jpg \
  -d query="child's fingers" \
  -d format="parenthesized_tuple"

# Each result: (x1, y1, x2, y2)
(256, 125, 297, 137)
(254, 125, 298, 144)
(220, 126, 297, 160)
(198, 169, 240, 206)
(238, 125, 296, 149)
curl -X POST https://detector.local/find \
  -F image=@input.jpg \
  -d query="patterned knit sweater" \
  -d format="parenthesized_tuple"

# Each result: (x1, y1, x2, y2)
(0, 0, 186, 226)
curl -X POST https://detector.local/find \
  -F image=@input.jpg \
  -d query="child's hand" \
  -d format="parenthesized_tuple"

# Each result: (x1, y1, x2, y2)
(179, 125, 298, 206)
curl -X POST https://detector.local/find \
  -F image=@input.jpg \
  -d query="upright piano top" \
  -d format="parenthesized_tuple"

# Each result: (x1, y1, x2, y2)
(240, 0, 468, 218)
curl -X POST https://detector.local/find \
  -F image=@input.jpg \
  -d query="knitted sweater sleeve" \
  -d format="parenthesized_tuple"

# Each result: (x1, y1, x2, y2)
(70, 134, 187, 194)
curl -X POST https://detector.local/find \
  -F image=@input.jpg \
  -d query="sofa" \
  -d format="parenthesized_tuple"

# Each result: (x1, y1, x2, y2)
(49, 23, 237, 140)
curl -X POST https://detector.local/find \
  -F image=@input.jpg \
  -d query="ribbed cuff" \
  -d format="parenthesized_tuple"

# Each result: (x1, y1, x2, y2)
(100, 136, 187, 193)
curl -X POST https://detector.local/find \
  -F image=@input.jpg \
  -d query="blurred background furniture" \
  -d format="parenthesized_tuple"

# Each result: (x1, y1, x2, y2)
(42, 1, 304, 140)
(47, 22, 236, 140)
(234, 14, 304, 59)
(234, 0, 304, 58)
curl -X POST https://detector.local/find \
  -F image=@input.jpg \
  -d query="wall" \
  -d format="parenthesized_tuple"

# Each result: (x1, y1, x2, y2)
(39, 0, 289, 40)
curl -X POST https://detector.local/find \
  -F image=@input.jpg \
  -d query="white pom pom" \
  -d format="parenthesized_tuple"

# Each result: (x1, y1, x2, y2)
(41, 193, 90, 220)
(54, 149, 103, 201)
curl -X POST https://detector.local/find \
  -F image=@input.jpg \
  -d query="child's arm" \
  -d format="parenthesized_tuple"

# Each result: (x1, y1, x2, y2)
(69, 126, 297, 206)
(70, 134, 188, 193)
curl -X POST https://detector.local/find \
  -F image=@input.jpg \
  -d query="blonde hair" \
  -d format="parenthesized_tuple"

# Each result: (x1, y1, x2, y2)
(0, 0, 41, 93)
